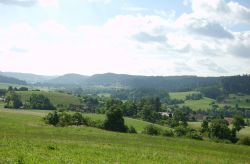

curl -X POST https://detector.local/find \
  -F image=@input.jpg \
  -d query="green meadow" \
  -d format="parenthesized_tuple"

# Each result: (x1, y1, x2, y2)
(16, 91, 81, 106)
(0, 108, 250, 163)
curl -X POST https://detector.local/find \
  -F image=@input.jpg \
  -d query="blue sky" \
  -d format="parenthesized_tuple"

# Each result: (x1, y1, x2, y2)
(0, 0, 250, 76)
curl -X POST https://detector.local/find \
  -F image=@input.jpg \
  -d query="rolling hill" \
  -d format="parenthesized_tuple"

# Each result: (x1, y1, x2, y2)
(0, 75, 27, 85)
(0, 108, 250, 163)
(0, 71, 55, 84)
(16, 91, 81, 106)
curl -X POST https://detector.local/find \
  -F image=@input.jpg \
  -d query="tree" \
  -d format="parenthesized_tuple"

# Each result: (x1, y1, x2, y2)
(208, 119, 232, 141)
(44, 111, 59, 126)
(28, 94, 55, 110)
(104, 109, 128, 132)
(232, 115, 245, 131)
(72, 112, 86, 125)
(201, 120, 209, 133)
(4, 92, 22, 109)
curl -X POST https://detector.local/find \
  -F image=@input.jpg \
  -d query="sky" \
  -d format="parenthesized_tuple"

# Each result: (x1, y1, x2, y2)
(0, 0, 250, 76)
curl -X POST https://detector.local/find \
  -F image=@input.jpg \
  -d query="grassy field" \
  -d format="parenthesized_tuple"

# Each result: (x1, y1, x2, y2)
(84, 113, 169, 132)
(169, 91, 214, 110)
(169, 91, 199, 100)
(16, 91, 81, 106)
(0, 83, 27, 89)
(218, 94, 250, 109)
(182, 97, 214, 111)
(0, 108, 250, 163)
(188, 121, 250, 139)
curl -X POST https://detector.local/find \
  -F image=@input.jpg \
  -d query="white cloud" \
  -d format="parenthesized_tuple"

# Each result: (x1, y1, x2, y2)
(0, 0, 250, 76)
(188, 0, 250, 25)
(38, 0, 58, 8)
(87, 0, 111, 4)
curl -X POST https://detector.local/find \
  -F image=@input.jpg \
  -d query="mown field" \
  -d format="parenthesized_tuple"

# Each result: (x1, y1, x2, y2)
(16, 91, 81, 106)
(0, 108, 250, 163)
(84, 113, 169, 132)
(169, 91, 214, 110)
(169, 91, 199, 100)
(170, 91, 250, 110)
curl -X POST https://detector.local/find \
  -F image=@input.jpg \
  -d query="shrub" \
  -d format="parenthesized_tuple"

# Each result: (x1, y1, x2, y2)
(161, 129, 174, 137)
(174, 126, 188, 137)
(142, 124, 161, 135)
(128, 126, 137, 134)
(44, 111, 59, 126)
(237, 137, 250, 146)
(187, 131, 203, 140)
(104, 109, 128, 132)
(58, 112, 72, 127)
(28, 94, 55, 110)
(72, 112, 86, 125)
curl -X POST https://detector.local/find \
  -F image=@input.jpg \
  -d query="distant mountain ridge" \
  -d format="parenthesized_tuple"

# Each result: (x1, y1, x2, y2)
(45, 73, 89, 85)
(0, 71, 230, 91)
(0, 71, 56, 84)
(0, 74, 27, 85)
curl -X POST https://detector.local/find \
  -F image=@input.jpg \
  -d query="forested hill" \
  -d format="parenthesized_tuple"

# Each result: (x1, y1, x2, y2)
(84, 73, 220, 91)
(0, 75, 27, 85)
(0, 72, 55, 83)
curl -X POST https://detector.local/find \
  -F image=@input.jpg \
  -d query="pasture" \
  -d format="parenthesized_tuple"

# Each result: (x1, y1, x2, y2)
(0, 108, 250, 163)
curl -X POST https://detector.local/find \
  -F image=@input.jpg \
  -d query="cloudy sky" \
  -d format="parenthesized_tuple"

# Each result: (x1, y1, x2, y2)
(0, 0, 250, 76)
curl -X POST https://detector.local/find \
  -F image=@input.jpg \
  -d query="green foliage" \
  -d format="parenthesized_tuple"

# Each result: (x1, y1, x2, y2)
(208, 119, 237, 142)
(138, 98, 161, 123)
(44, 111, 59, 126)
(27, 94, 55, 110)
(232, 115, 245, 131)
(128, 126, 137, 134)
(4, 92, 23, 109)
(104, 109, 128, 132)
(201, 120, 209, 133)
(237, 137, 250, 146)
(0, 89, 6, 97)
(221, 75, 250, 94)
(161, 129, 174, 137)
(44, 112, 88, 127)
(142, 124, 162, 135)
(187, 130, 203, 140)
(167, 109, 188, 128)
(174, 126, 188, 137)
(200, 86, 223, 99)
(121, 101, 137, 117)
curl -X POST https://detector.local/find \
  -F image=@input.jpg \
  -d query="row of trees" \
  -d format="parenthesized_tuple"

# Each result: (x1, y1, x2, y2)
(44, 110, 136, 133)
(201, 115, 245, 143)
(4, 91, 55, 110)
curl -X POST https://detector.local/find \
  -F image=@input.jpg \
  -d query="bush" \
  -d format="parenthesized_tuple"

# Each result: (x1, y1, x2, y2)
(128, 126, 137, 133)
(58, 112, 72, 127)
(174, 126, 188, 137)
(44, 112, 88, 127)
(237, 137, 250, 146)
(142, 124, 161, 135)
(104, 109, 128, 132)
(161, 129, 174, 137)
(44, 111, 59, 126)
(28, 94, 55, 110)
(72, 112, 86, 126)
(187, 131, 203, 140)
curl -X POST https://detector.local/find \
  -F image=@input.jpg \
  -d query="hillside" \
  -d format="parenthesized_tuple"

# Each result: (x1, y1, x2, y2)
(42, 73, 220, 91)
(0, 72, 55, 84)
(45, 73, 89, 85)
(0, 109, 250, 163)
(0, 75, 27, 85)
(16, 91, 81, 106)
